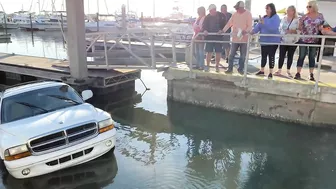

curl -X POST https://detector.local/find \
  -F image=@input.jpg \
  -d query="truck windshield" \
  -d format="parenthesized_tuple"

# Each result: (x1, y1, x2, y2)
(1, 85, 84, 124)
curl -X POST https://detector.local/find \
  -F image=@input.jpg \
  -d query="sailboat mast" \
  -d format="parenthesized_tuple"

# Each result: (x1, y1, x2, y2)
(153, 0, 155, 17)
(127, 0, 130, 13)
(38, 0, 41, 14)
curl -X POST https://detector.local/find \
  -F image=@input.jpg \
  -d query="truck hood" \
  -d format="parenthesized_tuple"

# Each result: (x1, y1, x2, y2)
(0, 103, 109, 147)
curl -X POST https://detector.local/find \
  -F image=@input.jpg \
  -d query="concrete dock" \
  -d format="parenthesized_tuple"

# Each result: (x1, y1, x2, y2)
(163, 59, 336, 127)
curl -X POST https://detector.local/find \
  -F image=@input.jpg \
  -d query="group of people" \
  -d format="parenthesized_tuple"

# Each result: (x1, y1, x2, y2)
(192, 0, 327, 81)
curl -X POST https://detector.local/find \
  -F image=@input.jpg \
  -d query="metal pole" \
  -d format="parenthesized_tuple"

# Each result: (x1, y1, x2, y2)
(61, 13, 64, 36)
(3, 14, 8, 37)
(96, 12, 99, 32)
(150, 34, 156, 68)
(171, 32, 177, 65)
(314, 37, 325, 94)
(29, 13, 34, 35)
(103, 34, 109, 69)
(141, 12, 144, 28)
(189, 38, 194, 78)
(243, 35, 251, 86)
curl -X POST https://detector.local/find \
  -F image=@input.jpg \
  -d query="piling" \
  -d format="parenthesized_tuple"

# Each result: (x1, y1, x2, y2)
(121, 5, 127, 30)
(29, 13, 34, 33)
(141, 12, 144, 28)
(96, 12, 99, 32)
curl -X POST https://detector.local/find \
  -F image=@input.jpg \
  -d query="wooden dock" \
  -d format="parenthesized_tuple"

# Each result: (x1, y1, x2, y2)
(0, 53, 141, 91)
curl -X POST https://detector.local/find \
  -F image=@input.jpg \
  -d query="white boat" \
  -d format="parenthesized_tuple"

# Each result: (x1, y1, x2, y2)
(19, 11, 67, 31)
(0, 11, 32, 29)
(85, 13, 141, 33)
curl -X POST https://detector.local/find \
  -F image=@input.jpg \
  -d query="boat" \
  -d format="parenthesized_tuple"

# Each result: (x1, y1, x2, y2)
(19, 11, 67, 31)
(0, 11, 32, 29)
(85, 13, 141, 33)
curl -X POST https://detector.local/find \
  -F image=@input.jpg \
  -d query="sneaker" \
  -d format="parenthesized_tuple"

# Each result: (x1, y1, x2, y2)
(287, 72, 293, 78)
(309, 73, 315, 81)
(255, 71, 265, 76)
(238, 70, 244, 75)
(274, 70, 282, 76)
(216, 67, 220, 73)
(204, 66, 209, 72)
(294, 73, 301, 80)
(268, 73, 273, 79)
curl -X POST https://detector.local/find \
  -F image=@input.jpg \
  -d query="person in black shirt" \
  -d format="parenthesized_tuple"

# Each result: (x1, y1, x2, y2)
(203, 4, 227, 72)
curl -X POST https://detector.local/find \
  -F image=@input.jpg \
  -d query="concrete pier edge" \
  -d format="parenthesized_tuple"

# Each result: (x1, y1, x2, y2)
(164, 68, 336, 128)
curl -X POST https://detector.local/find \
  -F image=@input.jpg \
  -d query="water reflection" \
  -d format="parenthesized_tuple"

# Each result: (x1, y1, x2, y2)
(0, 30, 67, 59)
(1, 151, 118, 189)
(94, 87, 336, 189)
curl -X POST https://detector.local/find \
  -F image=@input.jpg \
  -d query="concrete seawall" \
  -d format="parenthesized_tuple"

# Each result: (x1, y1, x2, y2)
(163, 68, 336, 127)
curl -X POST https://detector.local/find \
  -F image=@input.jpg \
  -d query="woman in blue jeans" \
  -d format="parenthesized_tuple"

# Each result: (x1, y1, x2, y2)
(295, 1, 324, 81)
(192, 7, 206, 70)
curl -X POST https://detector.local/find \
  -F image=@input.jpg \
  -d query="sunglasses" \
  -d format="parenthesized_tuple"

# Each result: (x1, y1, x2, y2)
(306, 5, 312, 8)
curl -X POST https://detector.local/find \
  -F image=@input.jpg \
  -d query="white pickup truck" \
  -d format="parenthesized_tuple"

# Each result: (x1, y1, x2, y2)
(0, 81, 116, 179)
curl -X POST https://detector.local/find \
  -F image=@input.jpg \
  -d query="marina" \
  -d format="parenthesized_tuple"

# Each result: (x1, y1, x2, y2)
(0, 0, 335, 188)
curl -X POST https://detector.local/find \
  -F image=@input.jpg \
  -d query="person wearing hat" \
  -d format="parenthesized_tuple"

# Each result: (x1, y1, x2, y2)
(202, 4, 227, 72)
(222, 1, 252, 75)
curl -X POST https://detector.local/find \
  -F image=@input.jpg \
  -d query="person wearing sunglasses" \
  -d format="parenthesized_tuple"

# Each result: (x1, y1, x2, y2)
(295, 1, 324, 81)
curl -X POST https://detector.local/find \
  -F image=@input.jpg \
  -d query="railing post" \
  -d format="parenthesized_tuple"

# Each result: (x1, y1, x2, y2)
(171, 32, 177, 66)
(314, 37, 326, 94)
(150, 34, 156, 68)
(242, 35, 251, 86)
(128, 33, 131, 50)
(189, 38, 194, 78)
(103, 34, 109, 69)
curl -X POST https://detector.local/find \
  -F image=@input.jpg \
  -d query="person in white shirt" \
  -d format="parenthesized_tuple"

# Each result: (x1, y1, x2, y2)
(275, 5, 299, 77)
(192, 7, 206, 70)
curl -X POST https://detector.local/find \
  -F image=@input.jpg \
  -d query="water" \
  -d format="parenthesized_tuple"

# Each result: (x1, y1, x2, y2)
(1, 31, 336, 189)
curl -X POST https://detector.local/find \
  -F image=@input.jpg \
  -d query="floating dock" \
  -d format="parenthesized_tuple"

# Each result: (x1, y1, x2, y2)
(0, 53, 140, 95)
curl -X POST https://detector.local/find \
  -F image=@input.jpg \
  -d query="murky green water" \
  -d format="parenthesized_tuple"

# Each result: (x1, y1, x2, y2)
(0, 31, 336, 189)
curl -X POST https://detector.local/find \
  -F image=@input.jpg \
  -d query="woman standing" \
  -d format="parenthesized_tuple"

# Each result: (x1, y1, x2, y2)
(193, 7, 206, 70)
(275, 6, 299, 77)
(295, 1, 324, 81)
(252, 3, 281, 79)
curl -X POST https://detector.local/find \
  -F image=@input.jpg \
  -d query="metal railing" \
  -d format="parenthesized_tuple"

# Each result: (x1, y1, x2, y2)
(85, 28, 193, 69)
(189, 32, 336, 94)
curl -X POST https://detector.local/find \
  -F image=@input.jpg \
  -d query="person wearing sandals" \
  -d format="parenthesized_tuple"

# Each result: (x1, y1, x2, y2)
(274, 6, 299, 78)
(251, 3, 281, 79)
(193, 7, 206, 70)
(295, 1, 324, 81)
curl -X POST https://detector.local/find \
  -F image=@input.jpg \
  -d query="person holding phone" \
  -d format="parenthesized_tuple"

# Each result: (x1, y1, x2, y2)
(274, 5, 299, 77)
(295, 1, 324, 81)
(222, 1, 252, 75)
(251, 3, 281, 79)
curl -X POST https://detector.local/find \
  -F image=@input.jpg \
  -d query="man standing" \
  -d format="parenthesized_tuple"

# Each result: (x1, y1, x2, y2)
(222, 1, 252, 74)
(220, 4, 232, 63)
(203, 4, 227, 72)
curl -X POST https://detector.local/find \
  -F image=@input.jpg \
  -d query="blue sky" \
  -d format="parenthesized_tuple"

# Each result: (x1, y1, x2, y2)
(1, 0, 307, 17)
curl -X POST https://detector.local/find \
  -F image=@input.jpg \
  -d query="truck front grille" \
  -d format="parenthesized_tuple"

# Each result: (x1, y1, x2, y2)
(29, 123, 98, 154)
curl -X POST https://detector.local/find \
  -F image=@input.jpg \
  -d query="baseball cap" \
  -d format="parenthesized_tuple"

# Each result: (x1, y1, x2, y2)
(208, 4, 216, 11)
(234, 1, 245, 9)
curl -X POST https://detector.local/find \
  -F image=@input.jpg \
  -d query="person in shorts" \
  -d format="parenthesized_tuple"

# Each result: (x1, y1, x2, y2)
(221, 4, 232, 63)
(203, 4, 227, 72)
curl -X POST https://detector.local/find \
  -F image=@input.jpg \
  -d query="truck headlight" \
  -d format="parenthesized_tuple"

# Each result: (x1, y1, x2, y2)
(98, 118, 114, 133)
(4, 144, 31, 161)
